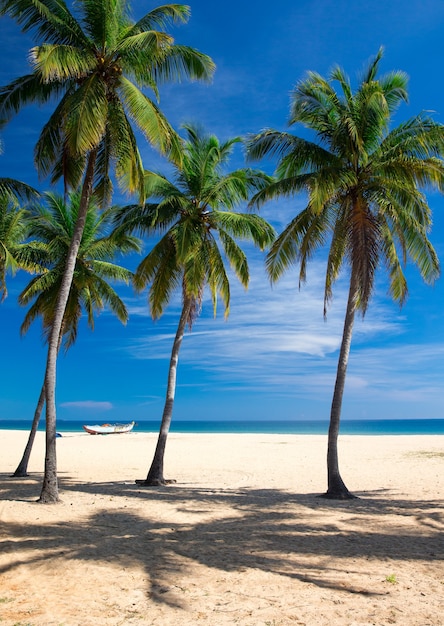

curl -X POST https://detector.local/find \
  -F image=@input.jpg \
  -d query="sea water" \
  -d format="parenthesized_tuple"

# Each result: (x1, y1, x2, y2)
(1, 418, 443, 435)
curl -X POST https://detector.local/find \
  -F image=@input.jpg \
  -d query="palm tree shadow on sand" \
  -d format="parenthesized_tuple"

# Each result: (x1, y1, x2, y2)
(1, 473, 443, 608)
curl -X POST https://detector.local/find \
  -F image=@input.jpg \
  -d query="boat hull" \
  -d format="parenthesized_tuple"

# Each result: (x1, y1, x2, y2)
(82, 421, 135, 435)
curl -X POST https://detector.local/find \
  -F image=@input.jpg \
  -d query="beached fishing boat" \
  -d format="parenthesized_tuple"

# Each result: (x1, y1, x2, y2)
(82, 421, 135, 435)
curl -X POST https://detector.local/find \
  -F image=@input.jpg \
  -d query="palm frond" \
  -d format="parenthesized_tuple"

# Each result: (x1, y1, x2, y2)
(129, 4, 191, 34)
(203, 236, 231, 315)
(110, 102, 146, 201)
(0, 178, 39, 202)
(213, 211, 275, 250)
(0, 73, 62, 121)
(245, 130, 299, 163)
(82, 0, 128, 47)
(64, 74, 108, 155)
(218, 229, 249, 288)
(118, 77, 178, 155)
(147, 44, 215, 84)
(31, 44, 96, 82)
(0, 0, 87, 46)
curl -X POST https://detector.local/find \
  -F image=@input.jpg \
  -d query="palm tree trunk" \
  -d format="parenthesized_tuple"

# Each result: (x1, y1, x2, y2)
(13, 332, 64, 478)
(137, 297, 192, 486)
(323, 271, 358, 499)
(12, 382, 46, 477)
(38, 149, 97, 504)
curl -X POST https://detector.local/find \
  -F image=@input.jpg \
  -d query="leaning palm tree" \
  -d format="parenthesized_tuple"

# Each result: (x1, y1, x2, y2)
(114, 124, 275, 485)
(247, 49, 444, 498)
(12, 191, 141, 477)
(0, 0, 214, 502)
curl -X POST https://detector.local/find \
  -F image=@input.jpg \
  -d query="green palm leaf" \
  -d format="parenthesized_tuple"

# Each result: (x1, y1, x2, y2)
(31, 44, 96, 81)
(0, 0, 87, 46)
(64, 75, 108, 155)
(129, 4, 191, 33)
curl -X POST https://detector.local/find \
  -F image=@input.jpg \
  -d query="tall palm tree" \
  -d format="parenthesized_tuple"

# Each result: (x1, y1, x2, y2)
(114, 124, 275, 485)
(13, 191, 141, 477)
(0, 0, 214, 502)
(247, 50, 444, 498)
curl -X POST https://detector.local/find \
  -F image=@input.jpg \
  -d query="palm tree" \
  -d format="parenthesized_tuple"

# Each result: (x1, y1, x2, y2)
(0, 0, 214, 502)
(114, 124, 275, 485)
(12, 191, 141, 477)
(246, 49, 444, 498)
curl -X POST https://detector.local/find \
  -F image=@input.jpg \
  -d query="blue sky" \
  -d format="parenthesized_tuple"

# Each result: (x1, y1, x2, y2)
(1, 0, 443, 424)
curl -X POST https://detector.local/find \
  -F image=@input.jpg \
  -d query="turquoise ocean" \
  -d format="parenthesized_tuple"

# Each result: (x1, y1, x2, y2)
(1, 418, 444, 435)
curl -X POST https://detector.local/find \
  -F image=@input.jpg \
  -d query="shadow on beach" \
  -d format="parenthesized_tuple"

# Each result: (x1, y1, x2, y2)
(1, 472, 443, 605)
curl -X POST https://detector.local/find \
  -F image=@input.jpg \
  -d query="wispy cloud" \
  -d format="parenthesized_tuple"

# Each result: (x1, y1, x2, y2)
(121, 257, 413, 394)
(60, 401, 113, 411)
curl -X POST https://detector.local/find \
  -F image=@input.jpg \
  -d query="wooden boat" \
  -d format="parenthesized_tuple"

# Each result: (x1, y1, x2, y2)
(82, 421, 135, 435)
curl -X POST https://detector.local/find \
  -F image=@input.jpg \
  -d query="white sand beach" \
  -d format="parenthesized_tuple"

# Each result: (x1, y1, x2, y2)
(0, 430, 443, 625)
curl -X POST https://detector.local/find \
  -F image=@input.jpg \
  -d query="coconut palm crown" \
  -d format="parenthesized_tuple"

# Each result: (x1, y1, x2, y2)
(19, 191, 141, 349)
(0, 0, 215, 203)
(247, 49, 444, 498)
(117, 124, 276, 321)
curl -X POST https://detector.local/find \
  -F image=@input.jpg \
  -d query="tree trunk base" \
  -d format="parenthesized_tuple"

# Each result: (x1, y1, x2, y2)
(37, 495, 60, 504)
(135, 478, 177, 487)
(11, 470, 30, 478)
(319, 491, 358, 500)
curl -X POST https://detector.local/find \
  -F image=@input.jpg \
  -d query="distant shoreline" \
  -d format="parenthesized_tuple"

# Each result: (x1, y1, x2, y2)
(1, 417, 444, 435)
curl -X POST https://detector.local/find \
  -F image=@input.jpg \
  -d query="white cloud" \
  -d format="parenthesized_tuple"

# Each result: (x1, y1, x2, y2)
(60, 401, 113, 411)
(123, 258, 406, 367)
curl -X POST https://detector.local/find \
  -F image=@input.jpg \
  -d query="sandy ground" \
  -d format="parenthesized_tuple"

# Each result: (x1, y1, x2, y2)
(0, 429, 443, 626)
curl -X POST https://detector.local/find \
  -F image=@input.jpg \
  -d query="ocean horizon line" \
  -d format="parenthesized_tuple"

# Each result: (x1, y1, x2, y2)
(1, 418, 444, 435)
